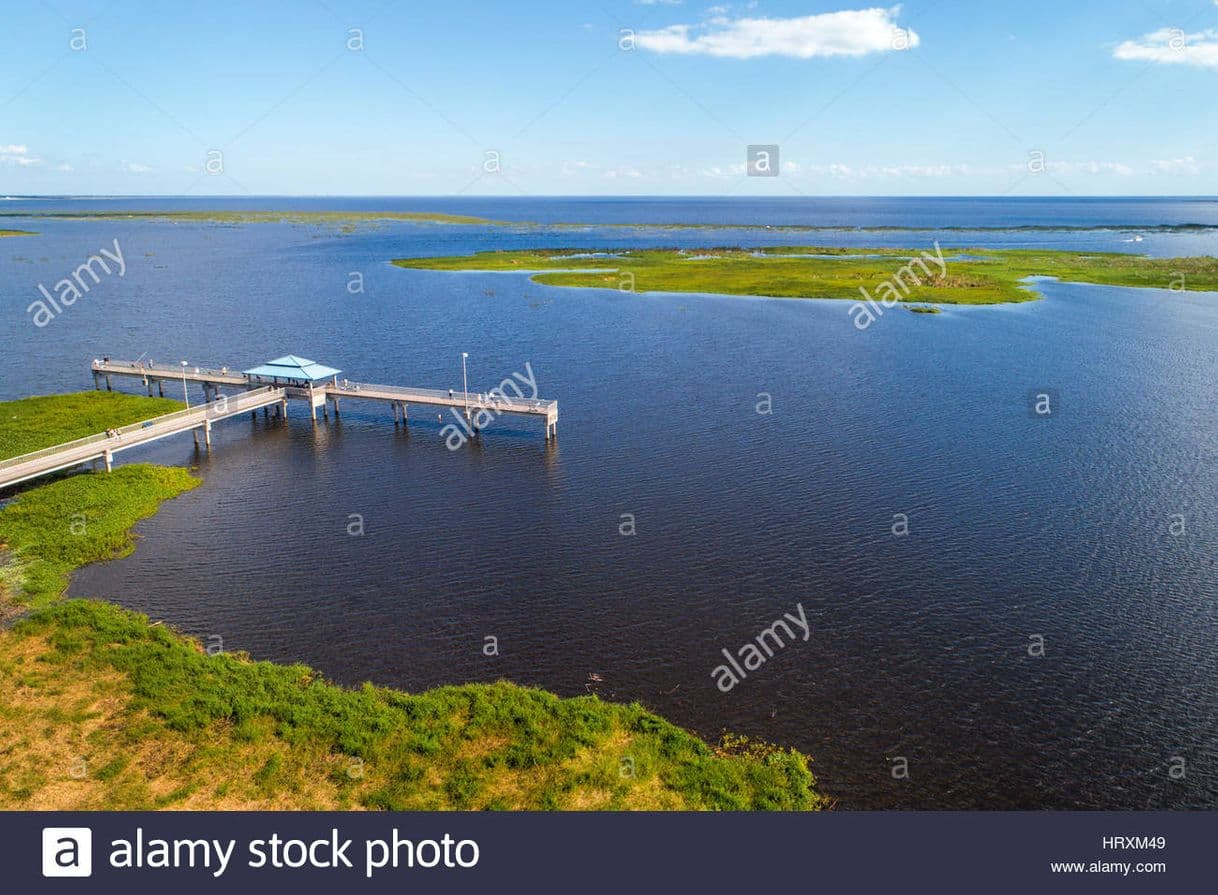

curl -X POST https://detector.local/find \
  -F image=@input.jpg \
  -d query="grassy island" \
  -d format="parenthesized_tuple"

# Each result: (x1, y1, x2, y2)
(393, 245, 1218, 305)
(0, 229, 35, 237)
(0, 393, 823, 811)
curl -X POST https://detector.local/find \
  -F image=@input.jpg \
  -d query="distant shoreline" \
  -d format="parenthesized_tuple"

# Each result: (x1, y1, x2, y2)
(5, 208, 1218, 234)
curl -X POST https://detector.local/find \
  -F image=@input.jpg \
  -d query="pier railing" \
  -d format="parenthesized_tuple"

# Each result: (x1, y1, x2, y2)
(0, 386, 282, 472)
(91, 359, 249, 382)
(330, 381, 555, 413)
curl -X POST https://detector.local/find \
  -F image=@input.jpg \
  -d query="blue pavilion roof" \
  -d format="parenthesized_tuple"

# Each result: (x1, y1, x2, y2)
(243, 355, 342, 381)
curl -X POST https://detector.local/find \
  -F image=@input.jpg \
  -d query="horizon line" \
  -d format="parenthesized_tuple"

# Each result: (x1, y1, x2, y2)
(3, 194, 1218, 201)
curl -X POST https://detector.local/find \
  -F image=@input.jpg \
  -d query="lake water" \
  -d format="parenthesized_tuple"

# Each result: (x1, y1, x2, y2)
(2, 197, 1216, 809)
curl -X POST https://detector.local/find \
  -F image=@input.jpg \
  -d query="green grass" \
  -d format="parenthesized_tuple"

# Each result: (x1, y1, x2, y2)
(0, 391, 184, 460)
(393, 245, 1218, 305)
(0, 229, 35, 237)
(0, 465, 200, 609)
(0, 599, 822, 810)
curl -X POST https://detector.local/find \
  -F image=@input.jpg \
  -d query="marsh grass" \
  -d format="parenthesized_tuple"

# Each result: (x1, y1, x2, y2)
(0, 465, 200, 609)
(0, 392, 198, 609)
(394, 245, 1218, 305)
(0, 600, 822, 810)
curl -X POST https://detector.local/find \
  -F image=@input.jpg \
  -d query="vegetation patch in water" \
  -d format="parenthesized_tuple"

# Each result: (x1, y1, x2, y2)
(393, 245, 1218, 305)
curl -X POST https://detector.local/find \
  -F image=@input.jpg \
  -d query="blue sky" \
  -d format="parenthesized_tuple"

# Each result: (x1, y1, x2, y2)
(2, 0, 1217, 195)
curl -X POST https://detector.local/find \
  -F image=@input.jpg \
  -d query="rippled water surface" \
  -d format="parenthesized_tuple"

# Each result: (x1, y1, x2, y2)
(2, 197, 1216, 809)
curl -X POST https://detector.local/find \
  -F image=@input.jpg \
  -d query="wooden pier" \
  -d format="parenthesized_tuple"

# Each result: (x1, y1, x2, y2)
(0, 386, 287, 490)
(0, 355, 558, 491)
(90, 357, 558, 439)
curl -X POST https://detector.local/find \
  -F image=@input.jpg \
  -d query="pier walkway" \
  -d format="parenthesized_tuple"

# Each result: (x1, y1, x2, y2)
(91, 356, 558, 438)
(1, 354, 558, 491)
(0, 386, 286, 490)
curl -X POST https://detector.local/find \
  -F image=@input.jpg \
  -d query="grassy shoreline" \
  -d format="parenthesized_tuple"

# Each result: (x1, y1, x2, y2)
(0, 392, 824, 810)
(2, 600, 820, 809)
(393, 245, 1218, 305)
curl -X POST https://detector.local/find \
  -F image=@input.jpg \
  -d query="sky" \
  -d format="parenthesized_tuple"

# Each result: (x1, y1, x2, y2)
(2, 0, 1217, 196)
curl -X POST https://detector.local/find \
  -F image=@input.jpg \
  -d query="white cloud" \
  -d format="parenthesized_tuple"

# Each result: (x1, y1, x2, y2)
(569, 155, 1178, 185)
(560, 160, 598, 176)
(603, 165, 644, 179)
(1046, 160, 1135, 176)
(57, 163, 73, 172)
(635, 7, 919, 59)
(0, 144, 41, 166)
(700, 162, 748, 176)
(1151, 156, 1200, 174)
(1113, 27, 1218, 69)
(121, 161, 153, 173)
(809, 161, 972, 179)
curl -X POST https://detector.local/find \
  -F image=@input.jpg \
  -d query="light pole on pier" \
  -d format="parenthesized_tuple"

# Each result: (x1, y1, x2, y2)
(461, 352, 470, 420)
(180, 360, 190, 408)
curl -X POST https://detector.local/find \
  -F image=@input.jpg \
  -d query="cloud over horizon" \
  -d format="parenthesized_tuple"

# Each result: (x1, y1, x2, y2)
(1113, 27, 1218, 69)
(635, 6, 919, 59)
(0, 144, 40, 166)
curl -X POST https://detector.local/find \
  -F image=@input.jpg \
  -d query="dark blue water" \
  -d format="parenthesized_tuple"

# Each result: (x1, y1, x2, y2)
(2, 197, 1216, 809)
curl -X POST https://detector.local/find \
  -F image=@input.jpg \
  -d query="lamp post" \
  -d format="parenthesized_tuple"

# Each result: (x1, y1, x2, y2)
(180, 360, 190, 408)
(461, 352, 470, 421)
